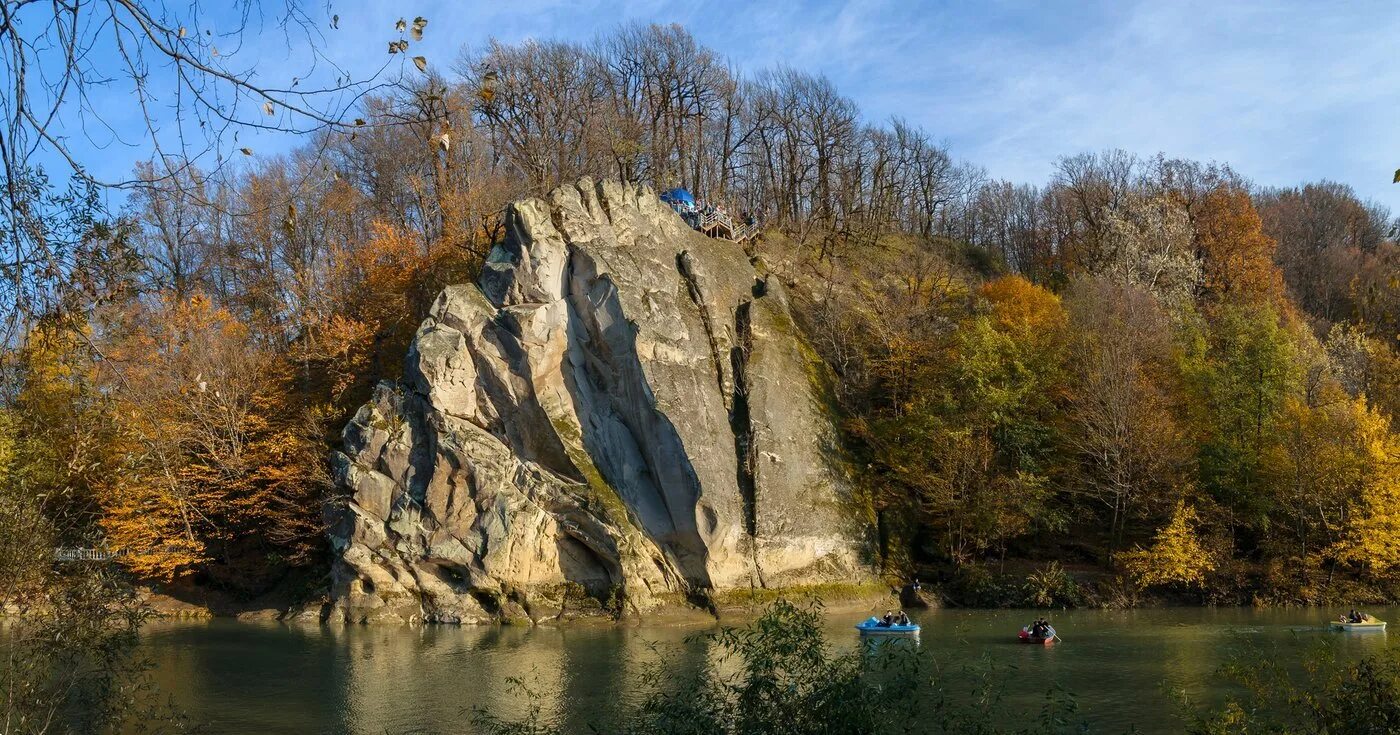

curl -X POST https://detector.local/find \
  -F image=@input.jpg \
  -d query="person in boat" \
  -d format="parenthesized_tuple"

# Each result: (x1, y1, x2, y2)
(897, 611, 911, 626)
(880, 610, 894, 627)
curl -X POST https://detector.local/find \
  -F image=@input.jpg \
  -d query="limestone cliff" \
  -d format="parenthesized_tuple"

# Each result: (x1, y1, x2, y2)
(326, 178, 867, 624)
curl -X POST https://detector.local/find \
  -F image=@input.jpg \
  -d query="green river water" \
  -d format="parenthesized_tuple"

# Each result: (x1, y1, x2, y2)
(139, 605, 1400, 734)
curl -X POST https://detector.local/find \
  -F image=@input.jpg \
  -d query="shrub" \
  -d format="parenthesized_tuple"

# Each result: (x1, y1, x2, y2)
(1023, 562, 1084, 608)
(1185, 640, 1400, 734)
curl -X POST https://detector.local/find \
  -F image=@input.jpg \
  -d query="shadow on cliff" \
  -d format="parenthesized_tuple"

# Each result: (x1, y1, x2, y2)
(553, 239, 719, 596)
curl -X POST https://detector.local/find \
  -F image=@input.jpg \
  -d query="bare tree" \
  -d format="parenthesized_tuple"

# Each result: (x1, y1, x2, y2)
(0, 1, 421, 338)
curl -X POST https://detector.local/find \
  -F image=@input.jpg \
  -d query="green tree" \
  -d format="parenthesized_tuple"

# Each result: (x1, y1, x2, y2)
(1181, 305, 1299, 538)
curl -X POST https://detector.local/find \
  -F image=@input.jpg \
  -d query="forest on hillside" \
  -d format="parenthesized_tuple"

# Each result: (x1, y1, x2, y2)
(3, 21, 1399, 608)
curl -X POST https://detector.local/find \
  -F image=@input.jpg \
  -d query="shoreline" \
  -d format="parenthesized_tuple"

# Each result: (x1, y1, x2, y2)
(132, 577, 1399, 627)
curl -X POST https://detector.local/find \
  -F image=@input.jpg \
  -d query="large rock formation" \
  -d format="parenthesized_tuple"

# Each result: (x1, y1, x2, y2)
(326, 178, 868, 624)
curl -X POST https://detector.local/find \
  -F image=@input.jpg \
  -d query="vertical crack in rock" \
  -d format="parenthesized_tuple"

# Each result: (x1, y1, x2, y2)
(731, 300, 764, 587)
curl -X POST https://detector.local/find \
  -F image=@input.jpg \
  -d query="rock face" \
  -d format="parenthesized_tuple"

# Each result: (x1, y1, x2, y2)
(327, 178, 867, 624)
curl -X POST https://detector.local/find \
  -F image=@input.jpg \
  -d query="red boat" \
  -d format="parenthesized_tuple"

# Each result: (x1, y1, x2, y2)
(1019, 625, 1056, 645)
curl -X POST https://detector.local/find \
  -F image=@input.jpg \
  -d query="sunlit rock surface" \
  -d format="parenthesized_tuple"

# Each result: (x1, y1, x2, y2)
(327, 178, 867, 624)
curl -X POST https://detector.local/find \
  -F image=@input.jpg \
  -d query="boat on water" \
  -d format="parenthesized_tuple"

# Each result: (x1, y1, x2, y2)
(1018, 625, 1057, 645)
(856, 617, 920, 636)
(1330, 619, 1387, 632)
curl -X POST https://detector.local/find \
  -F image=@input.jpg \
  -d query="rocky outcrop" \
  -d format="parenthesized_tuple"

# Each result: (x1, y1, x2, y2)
(326, 178, 868, 624)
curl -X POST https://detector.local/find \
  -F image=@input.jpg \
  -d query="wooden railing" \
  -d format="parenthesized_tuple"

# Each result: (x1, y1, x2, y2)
(695, 208, 758, 243)
(53, 547, 125, 562)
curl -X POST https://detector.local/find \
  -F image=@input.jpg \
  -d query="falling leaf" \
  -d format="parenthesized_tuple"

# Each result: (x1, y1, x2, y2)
(1394, 168, 1400, 184)
(435, 132, 450, 152)
(388, 42, 398, 54)
(287, 203, 297, 221)
(395, 18, 407, 33)
(240, 147, 253, 156)
(354, 118, 366, 126)
(413, 56, 427, 73)
(211, 46, 219, 57)
(411, 27, 423, 41)
(331, 14, 339, 29)
(292, 77, 299, 87)
(178, 27, 186, 38)
(262, 101, 275, 116)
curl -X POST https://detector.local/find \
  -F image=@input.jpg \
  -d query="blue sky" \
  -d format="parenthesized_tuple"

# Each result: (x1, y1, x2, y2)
(73, 0, 1400, 209)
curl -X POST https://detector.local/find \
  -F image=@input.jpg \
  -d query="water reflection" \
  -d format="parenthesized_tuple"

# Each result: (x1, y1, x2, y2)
(137, 606, 1400, 735)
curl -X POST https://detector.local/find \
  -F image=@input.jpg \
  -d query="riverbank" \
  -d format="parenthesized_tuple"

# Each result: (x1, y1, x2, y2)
(132, 557, 1400, 625)
(137, 579, 903, 626)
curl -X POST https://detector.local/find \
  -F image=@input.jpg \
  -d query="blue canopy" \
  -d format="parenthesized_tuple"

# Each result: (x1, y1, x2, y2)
(661, 187, 695, 206)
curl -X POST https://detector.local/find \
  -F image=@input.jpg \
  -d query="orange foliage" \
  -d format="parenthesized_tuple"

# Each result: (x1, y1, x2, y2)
(1194, 188, 1286, 306)
(308, 222, 438, 406)
(99, 294, 328, 583)
(979, 275, 1068, 341)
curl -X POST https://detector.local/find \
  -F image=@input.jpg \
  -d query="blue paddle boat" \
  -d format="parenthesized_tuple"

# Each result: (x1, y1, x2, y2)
(856, 616, 920, 636)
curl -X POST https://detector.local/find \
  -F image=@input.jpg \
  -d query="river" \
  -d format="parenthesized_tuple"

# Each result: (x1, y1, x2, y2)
(140, 605, 1400, 734)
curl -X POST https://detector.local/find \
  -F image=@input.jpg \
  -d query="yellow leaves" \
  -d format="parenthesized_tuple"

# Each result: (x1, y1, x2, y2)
(93, 293, 278, 581)
(979, 275, 1066, 341)
(1122, 500, 1216, 589)
(413, 56, 428, 74)
(1327, 398, 1400, 575)
(99, 480, 209, 582)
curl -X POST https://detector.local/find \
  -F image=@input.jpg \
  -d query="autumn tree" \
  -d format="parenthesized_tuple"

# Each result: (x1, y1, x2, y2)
(1328, 400, 1400, 577)
(1064, 278, 1188, 563)
(867, 275, 1069, 563)
(1122, 500, 1216, 589)
(99, 295, 267, 580)
(1193, 187, 1285, 306)
(1255, 182, 1392, 323)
